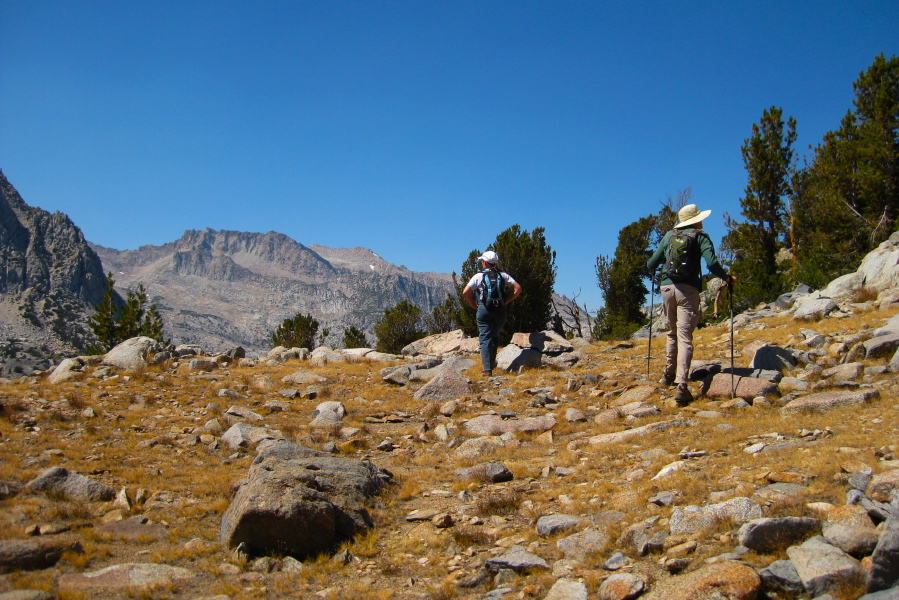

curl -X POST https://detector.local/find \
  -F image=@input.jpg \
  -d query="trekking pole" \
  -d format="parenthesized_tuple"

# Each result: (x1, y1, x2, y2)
(647, 275, 655, 379)
(729, 279, 735, 400)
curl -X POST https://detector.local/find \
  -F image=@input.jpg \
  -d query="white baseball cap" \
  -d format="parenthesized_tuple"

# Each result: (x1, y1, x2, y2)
(477, 251, 499, 265)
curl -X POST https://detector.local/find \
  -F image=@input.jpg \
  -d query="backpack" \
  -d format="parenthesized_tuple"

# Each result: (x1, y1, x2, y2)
(664, 229, 700, 282)
(481, 270, 505, 310)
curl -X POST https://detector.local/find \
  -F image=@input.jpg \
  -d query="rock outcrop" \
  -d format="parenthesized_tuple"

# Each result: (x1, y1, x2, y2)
(0, 170, 107, 373)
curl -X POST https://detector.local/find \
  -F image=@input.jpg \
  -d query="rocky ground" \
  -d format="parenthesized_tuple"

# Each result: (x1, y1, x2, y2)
(1, 304, 899, 600)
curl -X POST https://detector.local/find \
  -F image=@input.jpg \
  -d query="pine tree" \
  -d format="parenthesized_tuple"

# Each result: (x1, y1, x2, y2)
(142, 303, 169, 346)
(87, 275, 169, 353)
(723, 106, 796, 311)
(374, 300, 426, 354)
(425, 295, 458, 335)
(119, 284, 149, 340)
(271, 313, 319, 349)
(86, 272, 119, 353)
(342, 326, 369, 349)
(793, 54, 899, 287)
(594, 215, 656, 340)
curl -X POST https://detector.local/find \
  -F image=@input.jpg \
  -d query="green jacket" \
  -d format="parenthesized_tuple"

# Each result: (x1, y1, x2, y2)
(646, 226, 729, 290)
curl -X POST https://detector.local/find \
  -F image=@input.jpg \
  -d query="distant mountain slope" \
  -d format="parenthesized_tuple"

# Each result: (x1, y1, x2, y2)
(91, 229, 456, 354)
(0, 169, 107, 374)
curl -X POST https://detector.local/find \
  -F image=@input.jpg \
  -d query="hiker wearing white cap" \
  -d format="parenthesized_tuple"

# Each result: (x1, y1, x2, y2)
(462, 251, 522, 375)
(646, 204, 736, 405)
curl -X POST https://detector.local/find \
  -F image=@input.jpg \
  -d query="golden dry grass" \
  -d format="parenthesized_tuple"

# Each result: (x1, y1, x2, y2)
(0, 306, 896, 598)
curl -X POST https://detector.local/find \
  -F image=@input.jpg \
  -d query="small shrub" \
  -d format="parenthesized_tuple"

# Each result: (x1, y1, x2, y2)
(475, 487, 521, 516)
(451, 525, 496, 547)
(849, 286, 878, 303)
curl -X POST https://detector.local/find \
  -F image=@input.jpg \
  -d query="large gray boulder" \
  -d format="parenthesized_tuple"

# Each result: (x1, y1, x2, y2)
(704, 373, 779, 399)
(759, 559, 805, 597)
(510, 331, 573, 354)
(401, 330, 467, 356)
(281, 369, 326, 385)
(485, 545, 549, 572)
(221, 423, 285, 450)
(865, 333, 899, 359)
(463, 414, 556, 436)
(856, 238, 899, 292)
(670, 498, 762, 536)
(102, 336, 158, 371)
(220, 443, 394, 559)
(546, 578, 589, 600)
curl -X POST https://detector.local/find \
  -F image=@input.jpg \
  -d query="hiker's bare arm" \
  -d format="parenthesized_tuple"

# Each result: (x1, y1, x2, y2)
(462, 285, 478, 309)
(506, 282, 522, 305)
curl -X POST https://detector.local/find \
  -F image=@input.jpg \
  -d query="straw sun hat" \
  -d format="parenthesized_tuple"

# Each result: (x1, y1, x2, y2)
(675, 204, 712, 228)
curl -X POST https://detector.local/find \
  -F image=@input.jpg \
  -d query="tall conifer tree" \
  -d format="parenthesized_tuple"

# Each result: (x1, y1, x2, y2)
(793, 53, 899, 287)
(723, 106, 796, 311)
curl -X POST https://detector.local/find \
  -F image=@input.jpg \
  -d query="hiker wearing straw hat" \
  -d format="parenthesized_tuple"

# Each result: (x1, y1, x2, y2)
(647, 204, 736, 405)
(462, 250, 523, 375)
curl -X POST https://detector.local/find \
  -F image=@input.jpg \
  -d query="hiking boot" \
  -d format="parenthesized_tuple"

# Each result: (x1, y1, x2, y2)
(482, 369, 493, 376)
(674, 383, 693, 406)
(659, 372, 675, 386)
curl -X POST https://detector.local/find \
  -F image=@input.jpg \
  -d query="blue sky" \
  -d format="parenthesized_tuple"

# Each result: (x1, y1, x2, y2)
(1, 1, 897, 310)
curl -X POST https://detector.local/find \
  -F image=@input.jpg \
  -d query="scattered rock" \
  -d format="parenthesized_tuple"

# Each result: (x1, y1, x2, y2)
(57, 563, 195, 593)
(485, 545, 548, 572)
(787, 535, 867, 597)
(412, 369, 472, 402)
(642, 561, 761, 600)
(738, 516, 822, 553)
(781, 389, 880, 415)
(0, 539, 82, 573)
(536, 515, 581, 537)
(25, 467, 115, 502)
(544, 578, 588, 600)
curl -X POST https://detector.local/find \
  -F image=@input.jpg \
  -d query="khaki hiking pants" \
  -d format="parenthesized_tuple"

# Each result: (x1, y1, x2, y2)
(661, 283, 700, 385)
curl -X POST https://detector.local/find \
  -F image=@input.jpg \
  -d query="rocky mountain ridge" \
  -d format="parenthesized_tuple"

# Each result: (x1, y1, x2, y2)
(0, 169, 107, 374)
(90, 228, 456, 354)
